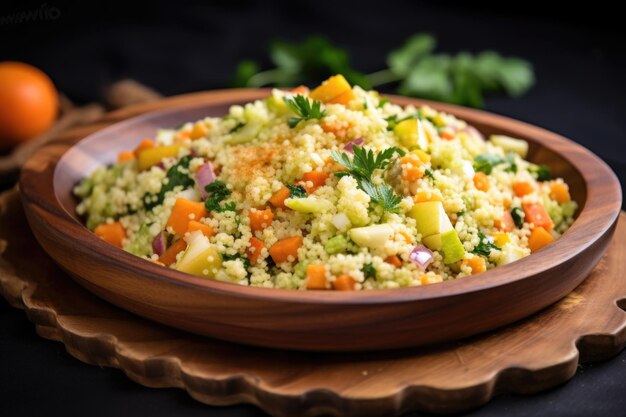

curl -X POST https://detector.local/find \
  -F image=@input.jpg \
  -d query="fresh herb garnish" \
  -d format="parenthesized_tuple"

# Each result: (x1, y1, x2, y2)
(204, 180, 235, 213)
(284, 95, 327, 128)
(384, 113, 419, 131)
(424, 169, 435, 181)
(331, 146, 405, 213)
(233, 34, 534, 108)
(229, 121, 245, 133)
(362, 263, 377, 279)
(511, 206, 525, 228)
(287, 184, 307, 199)
(144, 156, 194, 210)
(473, 153, 517, 174)
(528, 164, 551, 181)
(472, 232, 501, 257)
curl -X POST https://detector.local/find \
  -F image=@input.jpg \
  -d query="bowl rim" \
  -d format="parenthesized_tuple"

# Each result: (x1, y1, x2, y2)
(22, 88, 623, 305)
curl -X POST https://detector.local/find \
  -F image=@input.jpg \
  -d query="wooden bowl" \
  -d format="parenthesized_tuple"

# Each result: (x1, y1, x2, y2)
(19, 89, 622, 351)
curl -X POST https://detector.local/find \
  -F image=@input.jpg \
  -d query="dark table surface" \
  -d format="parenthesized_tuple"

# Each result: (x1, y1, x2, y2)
(1, 1, 625, 416)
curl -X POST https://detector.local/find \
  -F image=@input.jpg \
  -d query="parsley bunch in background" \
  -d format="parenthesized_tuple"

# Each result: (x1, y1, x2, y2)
(233, 34, 535, 108)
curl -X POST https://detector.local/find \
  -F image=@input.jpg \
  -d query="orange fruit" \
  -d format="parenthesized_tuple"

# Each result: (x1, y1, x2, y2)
(0, 62, 59, 148)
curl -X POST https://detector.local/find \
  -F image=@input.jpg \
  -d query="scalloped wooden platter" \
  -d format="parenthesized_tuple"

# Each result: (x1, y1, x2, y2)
(16, 89, 623, 351)
(1, 187, 625, 416)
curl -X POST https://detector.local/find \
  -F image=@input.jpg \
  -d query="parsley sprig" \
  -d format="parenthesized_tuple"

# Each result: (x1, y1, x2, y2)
(144, 156, 194, 210)
(204, 181, 236, 213)
(284, 95, 327, 128)
(234, 34, 534, 108)
(287, 184, 307, 198)
(331, 146, 405, 213)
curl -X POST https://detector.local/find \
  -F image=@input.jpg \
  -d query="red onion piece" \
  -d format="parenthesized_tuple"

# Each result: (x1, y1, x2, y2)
(343, 137, 364, 153)
(195, 162, 216, 199)
(152, 231, 167, 256)
(409, 246, 433, 269)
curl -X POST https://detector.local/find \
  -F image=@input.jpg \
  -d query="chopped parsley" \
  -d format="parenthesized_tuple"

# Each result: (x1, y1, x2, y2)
(204, 180, 235, 213)
(284, 95, 327, 128)
(528, 164, 551, 181)
(424, 168, 435, 181)
(472, 232, 501, 257)
(331, 146, 405, 213)
(144, 156, 194, 210)
(287, 184, 307, 199)
(222, 254, 251, 270)
(511, 206, 525, 228)
(362, 263, 377, 279)
(473, 152, 517, 175)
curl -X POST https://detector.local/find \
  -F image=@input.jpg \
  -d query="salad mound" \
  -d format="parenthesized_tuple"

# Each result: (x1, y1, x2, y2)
(75, 75, 577, 290)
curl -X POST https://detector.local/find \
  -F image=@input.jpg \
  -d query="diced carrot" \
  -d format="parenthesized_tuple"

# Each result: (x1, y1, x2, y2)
(159, 238, 187, 266)
(117, 151, 135, 163)
(440, 130, 455, 140)
(522, 202, 554, 231)
(420, 274, 443, 285)
(385, 255, 403, 268)
(414, 189, 442, 203)
(400, 153, 425, 182)
(310, 75, 352, 103)
(290, 85, 310, 94)
(513, 181, 534, 197)
(186, 220, 215, 238)
(550, 182, 571, 203)
(491, 232, 510, 247)
(174, 129, 192, 142)
(463, 256, 486, 274)
(268, 187, 291, 210)
(190, 121, 210, 140)
(305, 264, 327, 289)
(94, 222, 126, 248)
(528, 226, 555, 252)
(248, 207, 274, 233)
(333, 274, 356, 291)
(495, 211, 515, 232)
(246, 237, 266, 264)
(133, 138, 154, 158)
(473, 172, 490, 192)
(269, 236, 303, 263)
(166, 198, 208, 237)
(301, 171, 329, 192)
(327, 89, 355, 105)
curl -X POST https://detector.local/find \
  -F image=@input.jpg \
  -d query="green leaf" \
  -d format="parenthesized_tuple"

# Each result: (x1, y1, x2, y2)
(511, 206, 525, 228)
(359, 181, 402, 213)
(528, 164, 551, 181)
(362, 263, 377, 279)
(387, 33, 436, 77)
(497, 58, 535, 97)
(284, 95, 327, 128)
(205, 180, 233, 213)
(287, 184, 307, 199)
(399, 55, 453, 101)
(144, 156, 194, 210)
(472, 232, 501, 257)
(232, 60, 260, 87)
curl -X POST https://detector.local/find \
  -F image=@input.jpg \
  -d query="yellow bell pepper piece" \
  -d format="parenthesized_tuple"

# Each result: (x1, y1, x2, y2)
(491, 232, 510, 247)
(137, 144, 182, 170)
(310, 75, 353, 103)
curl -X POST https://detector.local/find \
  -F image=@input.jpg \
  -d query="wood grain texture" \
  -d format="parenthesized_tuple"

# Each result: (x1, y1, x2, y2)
(1, 188, 626, 416)
(18, 89, 623, 351)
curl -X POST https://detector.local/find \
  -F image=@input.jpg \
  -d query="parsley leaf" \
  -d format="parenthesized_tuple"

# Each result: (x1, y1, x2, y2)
(359, 181, 402, 213)
(222, 254, 251, 270)
(472, 232, 501, 257)
(204, 181, 234, 213)
(331, 146, 405, 213)
(473, 152, 517, 175)
(424, 169, 435, 181)
(511, 206, 525, 228)
(287, 184, 307, 199)
(284, 95, 327, 128)
(362, 263, 377, 279)
(144, 156, 194, 210)
(528, 164, 551, 181)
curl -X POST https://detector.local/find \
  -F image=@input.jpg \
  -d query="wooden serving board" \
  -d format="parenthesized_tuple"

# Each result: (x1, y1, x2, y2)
(1, 187, 625, 416)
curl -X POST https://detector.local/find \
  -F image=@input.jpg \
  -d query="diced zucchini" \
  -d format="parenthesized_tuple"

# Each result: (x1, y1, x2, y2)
(284, 197, 333, 213)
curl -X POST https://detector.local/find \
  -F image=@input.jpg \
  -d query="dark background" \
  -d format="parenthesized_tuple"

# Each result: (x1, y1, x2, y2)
(1, 1, 625, 416)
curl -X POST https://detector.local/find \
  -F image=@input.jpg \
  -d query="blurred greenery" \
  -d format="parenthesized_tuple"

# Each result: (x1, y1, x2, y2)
(233, 34, 535, 108)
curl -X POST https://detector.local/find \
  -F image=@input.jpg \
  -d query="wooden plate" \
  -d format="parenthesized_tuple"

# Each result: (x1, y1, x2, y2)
(18, 89, 623, 351)
(2, 187, 626, 416)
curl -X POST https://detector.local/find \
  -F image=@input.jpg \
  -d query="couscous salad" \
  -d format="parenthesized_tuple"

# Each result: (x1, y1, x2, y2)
(74, 75, 577, 290)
